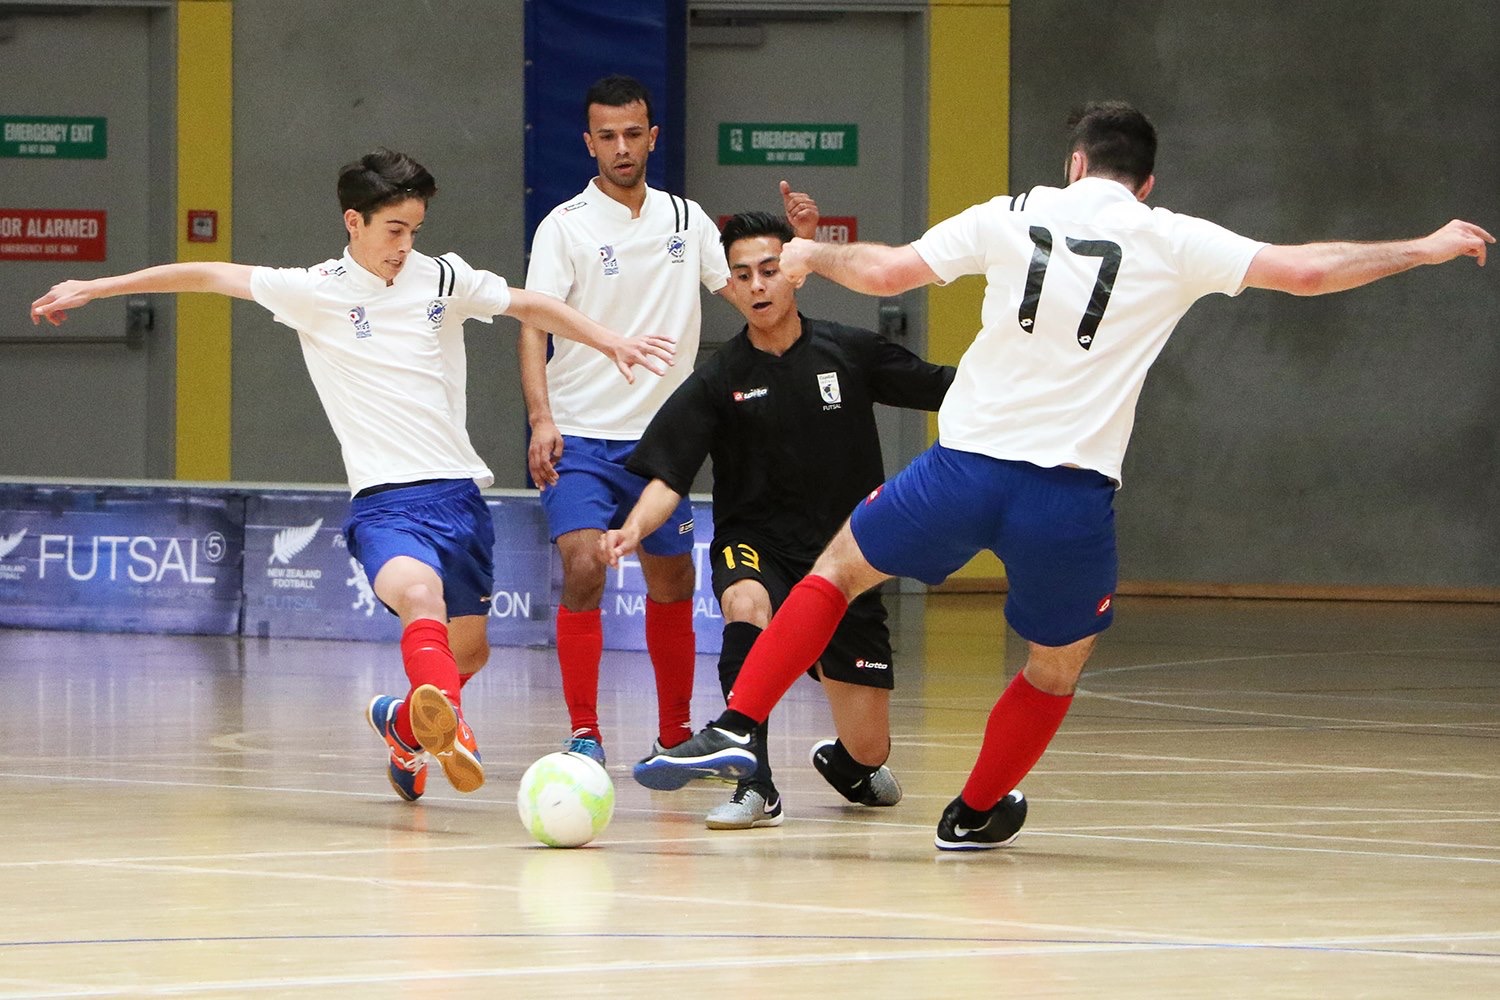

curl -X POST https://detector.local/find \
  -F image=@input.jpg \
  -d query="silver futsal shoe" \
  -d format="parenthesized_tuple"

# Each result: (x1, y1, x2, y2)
(705, 784, 785, 830)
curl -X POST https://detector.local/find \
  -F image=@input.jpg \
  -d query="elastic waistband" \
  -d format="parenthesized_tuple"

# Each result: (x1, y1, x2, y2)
(353, 478, 448, 499)
(350, 478, 478, 511)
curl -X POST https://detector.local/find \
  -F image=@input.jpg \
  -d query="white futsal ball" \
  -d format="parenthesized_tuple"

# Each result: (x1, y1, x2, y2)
(517, 751, 615, 848)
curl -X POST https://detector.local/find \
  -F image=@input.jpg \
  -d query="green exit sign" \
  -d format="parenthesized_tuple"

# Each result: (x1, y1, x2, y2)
(718, 123, 858, 167)
(1, 116, 108, 159)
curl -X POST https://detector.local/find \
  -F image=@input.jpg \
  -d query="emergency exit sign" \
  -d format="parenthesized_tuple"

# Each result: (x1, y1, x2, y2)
(719, 123, 858, 167)
(1, 116, 107, 159)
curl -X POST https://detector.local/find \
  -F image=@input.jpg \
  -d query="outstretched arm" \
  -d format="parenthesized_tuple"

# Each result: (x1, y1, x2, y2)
(504, 288, 675, 385)
(599, 479, 684, 567)
(1241, 219, 1493, 296)
(776, 238, 941, 297)
(31, 262, 255, 325)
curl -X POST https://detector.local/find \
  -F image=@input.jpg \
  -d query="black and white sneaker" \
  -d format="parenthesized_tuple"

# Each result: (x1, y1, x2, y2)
(933, 791, 1027, 851)
(632, 725, 758, 791)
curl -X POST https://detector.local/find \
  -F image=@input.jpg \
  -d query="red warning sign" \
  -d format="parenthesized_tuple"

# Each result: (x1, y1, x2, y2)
(0, 208, 107, 261)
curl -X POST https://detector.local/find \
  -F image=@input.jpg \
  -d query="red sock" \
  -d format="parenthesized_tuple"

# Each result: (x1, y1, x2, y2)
(726, 575, 847, 722)
(646, 597, 695, 747)
(961, 671, 1074, 810)
(394, 618, 459, 747)
(556, 605, 603, 737)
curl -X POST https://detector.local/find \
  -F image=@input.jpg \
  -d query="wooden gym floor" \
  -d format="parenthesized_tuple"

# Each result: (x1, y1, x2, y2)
(0, 594, 1496, 998)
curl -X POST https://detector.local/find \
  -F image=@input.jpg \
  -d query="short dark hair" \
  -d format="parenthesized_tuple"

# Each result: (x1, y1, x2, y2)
(337, 148, 437, 221)
(1066, 101, 1156, 187)
(584, 74, 654, 128)
(719, 211, 794, 255)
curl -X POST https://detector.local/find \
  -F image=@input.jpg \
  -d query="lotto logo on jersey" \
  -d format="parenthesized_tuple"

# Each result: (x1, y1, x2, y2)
(732, 386, 768, 402)
(348, 305, 372, 339)
(666, 234, 686, 261)
(426, 299, 446, 328)
(864, 485, 883, 504)
(1096, 594, 1113, 616)
(599, 244, 619, 276)
(318, 265, 346, 277)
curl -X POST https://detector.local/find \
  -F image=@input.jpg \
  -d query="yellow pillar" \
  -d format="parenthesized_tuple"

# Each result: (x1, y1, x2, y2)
(928, 0, 1008, 586)
(175, 0, 233, 480)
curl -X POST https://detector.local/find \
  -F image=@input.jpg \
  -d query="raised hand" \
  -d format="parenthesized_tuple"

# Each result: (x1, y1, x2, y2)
(780, 180, 820, 240)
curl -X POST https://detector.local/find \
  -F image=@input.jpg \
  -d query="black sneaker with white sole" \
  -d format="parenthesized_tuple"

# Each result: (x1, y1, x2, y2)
(933, 791, 1027, 851)
(632, 725, 758, 790)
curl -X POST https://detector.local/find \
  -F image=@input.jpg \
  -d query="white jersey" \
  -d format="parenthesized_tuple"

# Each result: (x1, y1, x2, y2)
(249, 249, 512, 495)
(913, 177, 1265, 484)
(525, 180, 729, 439)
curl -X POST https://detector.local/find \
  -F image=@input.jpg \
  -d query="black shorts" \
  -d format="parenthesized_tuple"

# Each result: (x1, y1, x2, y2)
(709, 533, 894, 690)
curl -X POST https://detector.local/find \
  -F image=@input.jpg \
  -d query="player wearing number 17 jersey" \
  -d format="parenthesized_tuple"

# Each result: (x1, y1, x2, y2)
(633, 101, 1493, 850)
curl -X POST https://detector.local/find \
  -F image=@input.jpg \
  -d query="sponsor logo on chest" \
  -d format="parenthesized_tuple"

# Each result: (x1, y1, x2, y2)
(732, 386, 768, 402)
(348, 304, 372, 339)
(817, 372, 842, 409)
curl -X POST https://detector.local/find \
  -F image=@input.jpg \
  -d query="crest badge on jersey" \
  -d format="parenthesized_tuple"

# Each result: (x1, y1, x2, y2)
(426, 299, 446, 328)
(817, 372, 842, 407)
(665, 233, 686, 261)
(599, 244, 619, 276)
(348, 305, 372, 339)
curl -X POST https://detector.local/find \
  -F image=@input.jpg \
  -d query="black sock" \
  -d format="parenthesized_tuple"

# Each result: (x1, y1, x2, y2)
(716, 622, 773, 782)
(715, 709, 757, 735)
(717, 621, 762, 700)
(815, 738, 886, 803)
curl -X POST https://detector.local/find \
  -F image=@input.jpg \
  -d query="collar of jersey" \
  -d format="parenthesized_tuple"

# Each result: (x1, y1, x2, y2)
(588, 177, 658, 223)
(1068, 175, 1139, 204)
(340, 248, 406, 292)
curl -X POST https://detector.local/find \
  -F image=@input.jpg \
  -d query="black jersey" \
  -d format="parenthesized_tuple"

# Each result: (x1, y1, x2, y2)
(627, 315, 954, 557)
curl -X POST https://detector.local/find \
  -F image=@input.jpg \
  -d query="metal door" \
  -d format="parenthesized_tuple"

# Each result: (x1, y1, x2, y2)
(0, 3, 172, 478)
(684, 6, 929, 477)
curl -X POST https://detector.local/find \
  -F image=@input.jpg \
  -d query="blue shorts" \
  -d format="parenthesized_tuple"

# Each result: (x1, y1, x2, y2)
(539, 435, 695, 557)
(850, 443, 1117, 647)
(343, 479, 495, 618)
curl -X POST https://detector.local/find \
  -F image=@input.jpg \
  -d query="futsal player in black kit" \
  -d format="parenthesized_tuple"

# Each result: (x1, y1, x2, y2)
(600, 211, 954, 829)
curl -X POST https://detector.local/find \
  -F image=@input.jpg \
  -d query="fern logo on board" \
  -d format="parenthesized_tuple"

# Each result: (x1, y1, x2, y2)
(269, 519, 323, 565)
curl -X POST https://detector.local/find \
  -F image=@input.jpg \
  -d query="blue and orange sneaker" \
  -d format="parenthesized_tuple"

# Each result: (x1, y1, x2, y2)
(366, 694, 427, 802)
(407, 684, 484, 793)
(565, 728, 606, 766)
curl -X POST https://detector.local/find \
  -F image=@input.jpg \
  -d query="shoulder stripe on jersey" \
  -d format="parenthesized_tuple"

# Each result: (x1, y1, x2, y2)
(435, 255, 455, 297)
(670, 193, 684, 233)
(1012, 191, 1030, 212)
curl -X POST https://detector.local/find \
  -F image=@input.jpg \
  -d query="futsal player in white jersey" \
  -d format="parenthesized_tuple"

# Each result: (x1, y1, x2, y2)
(519, 74, 817, 765)
(633, 101, 1493, 849)
(30, 148, 673, 804)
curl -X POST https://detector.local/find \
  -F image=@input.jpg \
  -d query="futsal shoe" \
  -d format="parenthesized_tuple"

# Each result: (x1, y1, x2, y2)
(934, 791, 1027, 851)
(407, 683, 484, 793)
(632, 725, 757, 790)
(365, 694, 427, 802)
(809, 739, 903, 807)
(706, 783, 785, 830)
(565, 728, 607, 766)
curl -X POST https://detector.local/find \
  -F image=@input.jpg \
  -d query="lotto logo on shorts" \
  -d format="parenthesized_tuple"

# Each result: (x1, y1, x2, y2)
(678, 518, 694, 535)
(1096, 594, 1113, 616)
(855, 658, 889, 671)
(864, 485, 883, 504)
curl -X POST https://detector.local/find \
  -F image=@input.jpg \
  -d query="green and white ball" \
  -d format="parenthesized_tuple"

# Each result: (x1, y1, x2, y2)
(517, 751, 615, 848)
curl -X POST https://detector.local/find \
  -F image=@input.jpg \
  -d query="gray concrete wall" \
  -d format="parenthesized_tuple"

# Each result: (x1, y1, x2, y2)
(1010, 0, 1499, 588)
(230, 0, 529, 487)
